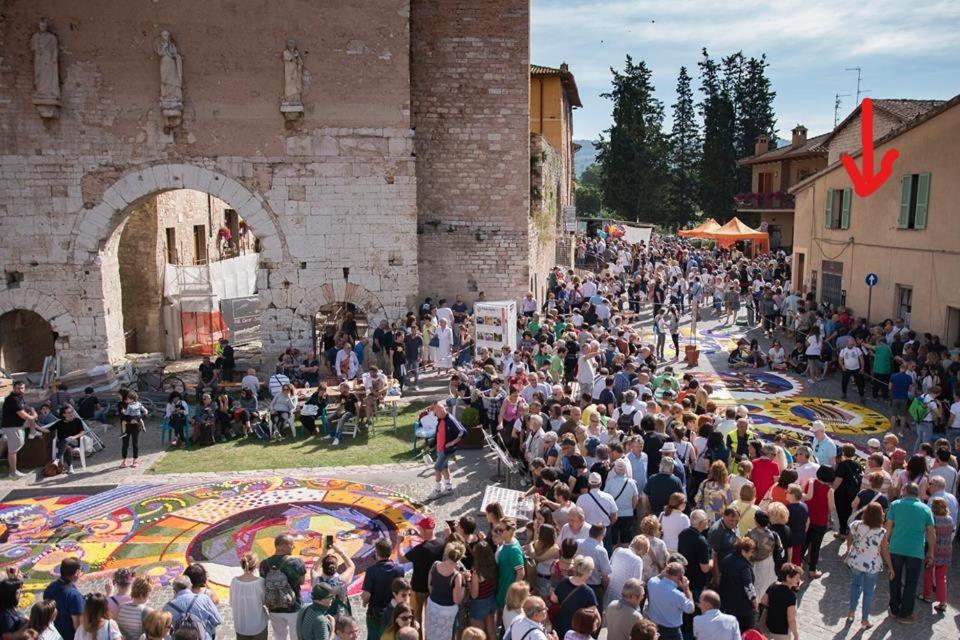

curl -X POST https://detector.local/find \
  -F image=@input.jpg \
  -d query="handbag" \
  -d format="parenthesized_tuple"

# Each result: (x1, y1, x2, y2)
(429, 335, 440, 348)
(548, 583, 585, 626)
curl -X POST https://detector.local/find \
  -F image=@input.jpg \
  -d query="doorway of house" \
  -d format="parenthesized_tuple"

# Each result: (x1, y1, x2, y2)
(313, 303, 369, 375)
(0, 309, 56, 374)
(947, 307, 960, 350)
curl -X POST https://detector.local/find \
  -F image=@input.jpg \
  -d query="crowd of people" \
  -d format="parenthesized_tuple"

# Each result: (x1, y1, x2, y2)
(1, 230, 959, 640)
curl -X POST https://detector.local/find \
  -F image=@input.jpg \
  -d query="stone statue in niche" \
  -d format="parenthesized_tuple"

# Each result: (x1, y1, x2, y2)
(280, 38, 304, 122)
(156, 30, 183, 127)
(31, 18, 61, 119)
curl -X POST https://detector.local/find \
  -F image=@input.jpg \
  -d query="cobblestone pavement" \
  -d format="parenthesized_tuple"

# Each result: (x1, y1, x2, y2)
(2, 311, 958, 639)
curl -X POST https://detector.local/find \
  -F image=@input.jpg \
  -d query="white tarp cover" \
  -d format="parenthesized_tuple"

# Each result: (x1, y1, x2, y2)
(163, 253, 258, 303)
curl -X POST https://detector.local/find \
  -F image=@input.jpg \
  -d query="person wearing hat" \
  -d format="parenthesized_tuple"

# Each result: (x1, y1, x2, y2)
(297, 582, 336, 640)
(402, 516, 444, 625)
(577, 473, 618, 537)
(809, 420, 837, 467)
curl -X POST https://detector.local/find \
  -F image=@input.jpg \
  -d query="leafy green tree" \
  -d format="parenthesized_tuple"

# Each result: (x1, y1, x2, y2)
(575, 164, 603, 216)
(596, 56, 670, 223)
(734, 55, 777, 191)
(698, 49, 738, 221)
(667, 66, 701, 228)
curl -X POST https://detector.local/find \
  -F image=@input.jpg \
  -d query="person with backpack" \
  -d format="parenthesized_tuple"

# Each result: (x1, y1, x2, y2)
(610, 391, 643, 433)
(911, 386, 941, 455)
(162, 576, 220, 640)
(258, 534, 307, 640)
(296, 583, 336, 640)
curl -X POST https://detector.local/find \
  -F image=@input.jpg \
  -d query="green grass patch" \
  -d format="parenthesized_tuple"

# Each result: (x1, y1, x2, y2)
(148, 401, 430, 474)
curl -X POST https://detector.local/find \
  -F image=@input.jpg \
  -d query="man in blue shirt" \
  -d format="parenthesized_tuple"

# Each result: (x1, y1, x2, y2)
(810, 421, 837, 467)
(42, 558, 84, 640)
(693, 590, 741, 640)
(888, 364, 914, 431)
(646, 562, 694, 640)
(163, 575, 222, 640)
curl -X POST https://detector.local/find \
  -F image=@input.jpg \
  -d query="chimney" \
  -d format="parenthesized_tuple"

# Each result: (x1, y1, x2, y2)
(791, 125, 807, 147)
(754, 134, 769, 156)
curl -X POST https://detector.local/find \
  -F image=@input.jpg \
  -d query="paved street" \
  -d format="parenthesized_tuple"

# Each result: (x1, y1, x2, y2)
(2, 310, 958, 640)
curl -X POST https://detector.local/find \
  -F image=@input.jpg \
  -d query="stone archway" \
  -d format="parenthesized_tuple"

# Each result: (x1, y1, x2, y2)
(294, 280, 387, 324)
(0, 288, 79, 371)
(70, 164, 288, 264)
(69, 163, 290, 363)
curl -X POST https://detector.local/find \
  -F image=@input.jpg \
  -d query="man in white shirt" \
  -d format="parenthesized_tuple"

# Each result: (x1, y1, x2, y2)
(577, 473, 618, 532)
(580, 277, 598, 299)
(949, 396, 960, 430)
(596, 299, 612, 325)
(839, 337, 866, 400)
(606, 536, 646, 608)
(793, 445, 821, 489)
(435, 299, 453, 326)
(520, 292, 538, 317)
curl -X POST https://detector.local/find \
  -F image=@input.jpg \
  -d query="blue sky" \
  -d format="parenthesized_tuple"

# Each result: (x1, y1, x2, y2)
(532, 0, 960, 142)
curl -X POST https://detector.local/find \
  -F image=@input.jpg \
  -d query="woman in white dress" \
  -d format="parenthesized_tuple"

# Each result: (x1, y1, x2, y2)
(229, 552, 268, 640)
(436, 317, 454, 369)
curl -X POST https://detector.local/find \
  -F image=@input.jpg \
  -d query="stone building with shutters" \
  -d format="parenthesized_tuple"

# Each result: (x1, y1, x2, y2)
(0, 0, 551, 372)
(789, 94, 960, 342)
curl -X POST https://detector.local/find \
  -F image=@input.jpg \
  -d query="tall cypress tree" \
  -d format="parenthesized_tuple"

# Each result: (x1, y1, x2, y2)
(735, 55, 777, 192)
(596, 56, 670, 223)
(698, 49, 738, 221)
(667, 66, 700, 228)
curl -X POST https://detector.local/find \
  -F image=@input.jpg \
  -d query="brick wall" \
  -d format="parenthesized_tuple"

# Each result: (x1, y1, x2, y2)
(411, 0, 541, 305)
(0, 1, 418, 370)
(827, 111, 901, 164)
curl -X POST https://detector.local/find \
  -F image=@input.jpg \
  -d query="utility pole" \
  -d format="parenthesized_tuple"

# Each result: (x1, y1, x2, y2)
(834, 93, 851, 127)
(844, 67, 870, 104)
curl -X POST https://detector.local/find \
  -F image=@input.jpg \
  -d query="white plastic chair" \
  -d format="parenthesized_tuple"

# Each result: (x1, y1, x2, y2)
(50, 432, 88, 471)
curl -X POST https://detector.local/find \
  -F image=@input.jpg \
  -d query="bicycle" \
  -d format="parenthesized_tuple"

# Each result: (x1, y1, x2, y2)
(129, 365, 187, 396)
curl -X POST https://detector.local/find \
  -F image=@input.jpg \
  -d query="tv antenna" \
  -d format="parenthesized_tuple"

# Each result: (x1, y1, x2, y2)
(844, 67, 870, 104)
(834, 93, 851, 128)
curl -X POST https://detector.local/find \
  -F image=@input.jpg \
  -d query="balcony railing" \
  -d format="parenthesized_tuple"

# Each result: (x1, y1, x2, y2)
(734, 191, 795, 210)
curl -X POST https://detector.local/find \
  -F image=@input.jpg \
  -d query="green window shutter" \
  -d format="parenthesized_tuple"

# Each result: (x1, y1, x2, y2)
(840, 188, 852, 229)
(898, 175, 911, 229)
(824, 188, 834, 229)
(914, 173, 931, 229)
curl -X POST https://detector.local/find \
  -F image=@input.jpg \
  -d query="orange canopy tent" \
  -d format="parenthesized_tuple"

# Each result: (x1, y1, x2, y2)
(677, 218, 721, 238)
(702, 217, 770, 255)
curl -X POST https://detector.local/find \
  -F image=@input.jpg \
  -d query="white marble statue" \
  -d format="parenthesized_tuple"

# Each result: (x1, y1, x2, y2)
(156, 30, 183, 107)
(282, 38, 303, 104)
(31, 18, 60, 101)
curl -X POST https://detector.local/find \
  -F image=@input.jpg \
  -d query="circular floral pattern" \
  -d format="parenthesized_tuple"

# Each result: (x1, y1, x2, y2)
(0, 478, 425, 600)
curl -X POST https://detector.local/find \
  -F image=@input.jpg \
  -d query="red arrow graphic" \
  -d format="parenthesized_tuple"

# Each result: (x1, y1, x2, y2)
(840, 98, 900, 197)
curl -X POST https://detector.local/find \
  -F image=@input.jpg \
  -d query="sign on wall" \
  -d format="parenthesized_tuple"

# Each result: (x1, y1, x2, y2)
(220, 296, 260, 345)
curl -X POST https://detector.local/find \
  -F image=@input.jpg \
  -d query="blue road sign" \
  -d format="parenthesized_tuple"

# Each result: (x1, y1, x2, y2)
(865, 273, 879, 287)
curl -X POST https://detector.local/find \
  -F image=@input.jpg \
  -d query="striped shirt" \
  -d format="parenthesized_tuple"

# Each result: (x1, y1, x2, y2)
(115, 602, 147, 640)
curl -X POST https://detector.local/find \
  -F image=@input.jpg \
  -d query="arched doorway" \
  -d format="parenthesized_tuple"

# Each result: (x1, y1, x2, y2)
(113, 188, 262, 359)
(0, 310, 56, 373)
(70, 164, 288, 364)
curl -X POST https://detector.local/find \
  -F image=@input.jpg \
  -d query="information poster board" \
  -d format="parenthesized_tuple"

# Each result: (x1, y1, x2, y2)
(220, 296, 261, 345)
(474, 300, 517, 360)
(480, 485, 533, 521)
